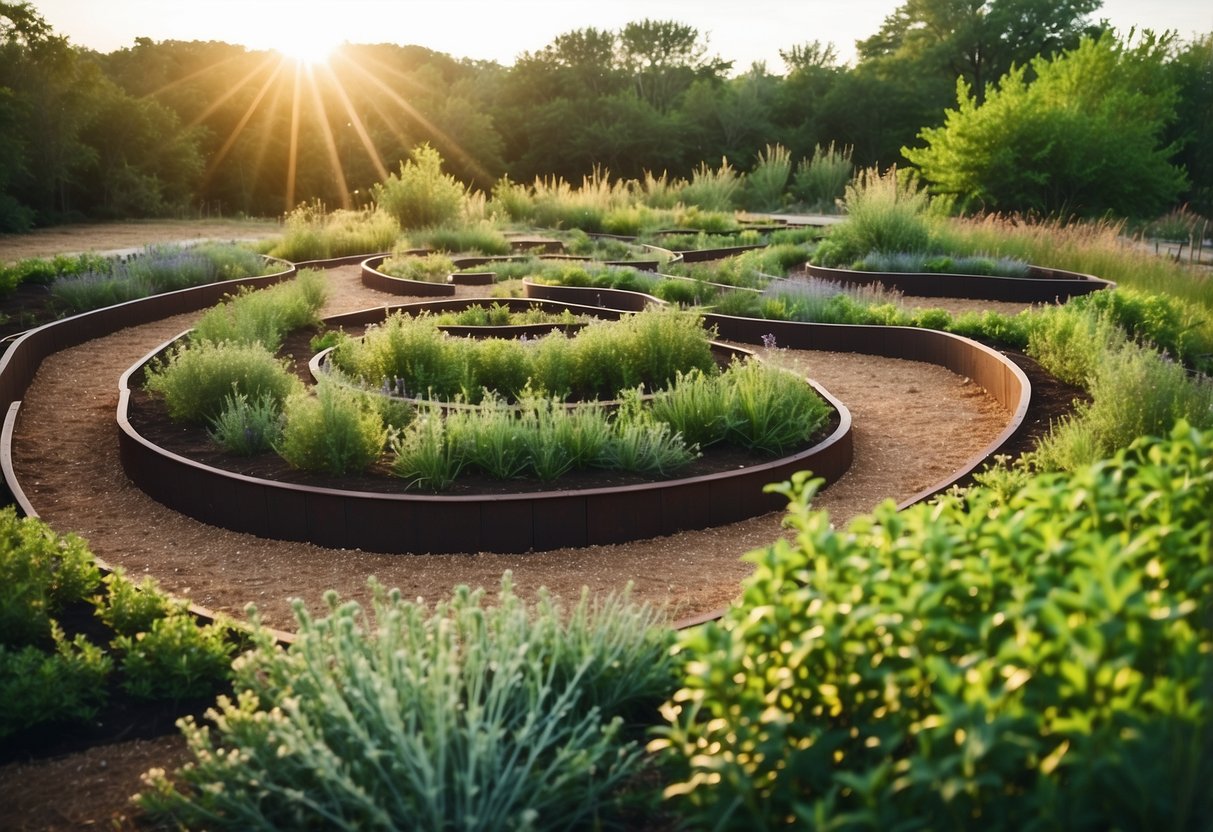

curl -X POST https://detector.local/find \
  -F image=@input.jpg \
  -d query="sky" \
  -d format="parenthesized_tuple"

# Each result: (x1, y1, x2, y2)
(28, 0, 1213, 72)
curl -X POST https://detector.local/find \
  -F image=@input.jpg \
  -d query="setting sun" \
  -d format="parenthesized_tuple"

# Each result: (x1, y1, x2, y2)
(271, 23, 341, 65)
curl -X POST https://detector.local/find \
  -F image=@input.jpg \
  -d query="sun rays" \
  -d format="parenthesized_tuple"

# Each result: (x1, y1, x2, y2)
(155, 41, 466, 214)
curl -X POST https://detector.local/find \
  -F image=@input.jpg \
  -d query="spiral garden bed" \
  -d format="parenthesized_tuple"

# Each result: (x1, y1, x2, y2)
(115, 302, 855, 554)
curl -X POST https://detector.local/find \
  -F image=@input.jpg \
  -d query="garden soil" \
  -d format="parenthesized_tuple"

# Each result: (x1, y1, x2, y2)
(0, 222, 1060, 829)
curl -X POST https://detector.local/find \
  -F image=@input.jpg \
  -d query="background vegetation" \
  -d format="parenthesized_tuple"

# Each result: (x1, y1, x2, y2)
(0, 1, 1210, 230)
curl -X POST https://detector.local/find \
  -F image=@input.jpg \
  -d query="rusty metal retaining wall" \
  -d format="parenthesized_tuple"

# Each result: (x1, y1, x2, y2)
(806, 263, 1113, 302)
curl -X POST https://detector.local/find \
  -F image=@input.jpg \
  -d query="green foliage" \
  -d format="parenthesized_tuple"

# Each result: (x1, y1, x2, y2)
(1031, 340, 1213, 470)
(139, 577, 677, 830)
(277, 381, 388, 475)
(144, 340, 302, 424)
(719, 358, 831, 454)
(791, 142, 853, 212)
(378, 250, 455, 283)
(815, 166, 934, 266)
(94, 567, 181, 637)
(373, 144, 469, 229)
(389, 407, 465, 491)
(410, 222, 511, 255)
(0, 507, 100, 647)
(269, 202, 400, 261)
(743, 144, 792, 211)
(191, 269, 327, 351)
(207, 390, 285, 455)
(1069, 287, 1213, 374)
(906, 34, 1187, 218)
(655, 422, 1213, 830)
(0, 626, 112, 737)
(680, 158, 742, 212)
(854, 250, 1031, 278)
(114, 613, 235, 701)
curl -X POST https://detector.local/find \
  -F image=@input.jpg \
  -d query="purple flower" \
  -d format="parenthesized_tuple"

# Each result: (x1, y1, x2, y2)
(761, 333, 778, 350)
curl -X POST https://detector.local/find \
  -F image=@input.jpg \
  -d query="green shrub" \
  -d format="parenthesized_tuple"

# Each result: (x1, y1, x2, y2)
(207, 390, 285, 455)
(720, 358, 831, 454)
(0, 626, 112, 737)
(0, 508, 100, 647)
(1026, 304, 1123, 387)
(378, 251, 455, 284)
(813, 166, 934, 267)
(139, 577, 677, 830)
(192, 269, 327, 351)
(144, 341, 302, 424)
(1031, 339, 1213, 470)
(1070, 287, 1213, 374)
(94, 568, 181, 637)
(114, 614, 235, 701)
(655, 422, 1213, 830)
(330, 312, 467, 398)
(270, 202, 396, 261)
(373, 144, 468, 229)
(464, 337, 531, 401)
(411, 223, 511, 255)
(277, 382, 388, 475)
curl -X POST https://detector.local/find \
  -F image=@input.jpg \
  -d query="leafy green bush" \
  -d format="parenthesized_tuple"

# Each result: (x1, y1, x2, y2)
(1070, 286, 1213, 374)
(144, 341, 303, 424)
(720, 358, 831, 454)
(0, 626, 112, 737)
(207, 390, 285, 455)
(277, 381, 388, 475)
(655, 422, 1213, 830)
(0, 508, 100, 647)
(373, 144, 468, 229)
(94, 567, 181, 637)
(114, 614, 235, 701)
(139, 577, 677, 830)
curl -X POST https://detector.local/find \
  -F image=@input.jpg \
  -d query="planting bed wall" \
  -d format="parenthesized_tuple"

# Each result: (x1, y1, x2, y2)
(117, 342, 852, 554)
(806, 263, 1113, 302)
(361, 255, 457, 297)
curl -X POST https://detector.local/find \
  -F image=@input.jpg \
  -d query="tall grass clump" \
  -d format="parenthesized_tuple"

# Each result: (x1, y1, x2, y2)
(372, 143, 468, 229)
(191, 269, 327, 351)
(813, 166, 935, 267)
(791, 142, 854, 212)
(139, 577, 677, 830)
(488, 175, 535, 222)
(638, 170, 686, 209)
(207, 391, 284, 456)
(389, 405, 465, 490)
(655, 421, 1213, 830)
(145, 341, 302, 424)
(269, 202, 399, 261)
(743, 144, 793, 211)
(277, 381, 388, 475)
(330, 313, 467, 398)
(679, 158, 742, 212)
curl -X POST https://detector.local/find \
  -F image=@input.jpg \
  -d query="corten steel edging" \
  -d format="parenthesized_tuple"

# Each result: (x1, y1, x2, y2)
(0, 260, 296, 420)
(321, 297, 629, 330)
(117, 333, 853, 554)
(806, 264, 1114, 302)
(676, 244, 767, 263)
(523, 278, 665, 311)
(655, 272, 763, 297)
(361, 255, 456, 297)
(450, 271, 495, 286)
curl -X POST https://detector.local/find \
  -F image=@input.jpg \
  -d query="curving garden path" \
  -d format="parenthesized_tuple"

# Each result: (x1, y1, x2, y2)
(11, 265, 1012, 630)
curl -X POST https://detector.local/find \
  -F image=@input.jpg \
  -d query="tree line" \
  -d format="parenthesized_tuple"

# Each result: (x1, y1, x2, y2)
(1, 0, 1210, 232)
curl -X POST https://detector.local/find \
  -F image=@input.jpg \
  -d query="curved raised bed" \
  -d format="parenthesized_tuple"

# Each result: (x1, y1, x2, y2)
(116, 337, 853, 554)
(514, 279, 1031, 504)
(806, 263, 1113, 302)
(361, 254, 456, 297)
(523, 278, 663, 311)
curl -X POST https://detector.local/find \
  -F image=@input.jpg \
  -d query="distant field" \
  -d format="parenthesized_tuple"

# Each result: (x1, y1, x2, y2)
(0, 219, 280, 263)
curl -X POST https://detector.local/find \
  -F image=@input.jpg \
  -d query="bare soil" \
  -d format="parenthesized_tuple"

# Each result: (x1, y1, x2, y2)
(0, 221, 1079, 829)
(0, 219, 280, 263)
